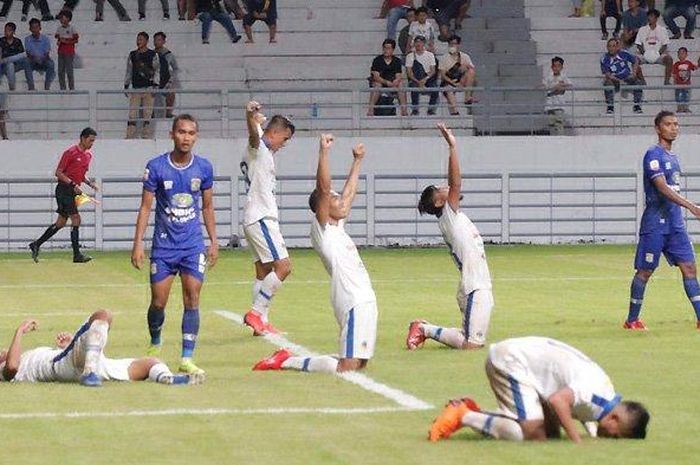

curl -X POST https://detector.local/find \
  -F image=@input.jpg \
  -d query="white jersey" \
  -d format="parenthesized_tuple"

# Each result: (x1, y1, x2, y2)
(438, 204, 492, 294)
(242, 129, 278, 225)
(311, 217, 376, 315)
(490, 337, 620, 422)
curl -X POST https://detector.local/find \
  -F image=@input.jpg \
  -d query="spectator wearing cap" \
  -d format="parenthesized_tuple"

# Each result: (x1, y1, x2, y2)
(405, 35, 438, 115)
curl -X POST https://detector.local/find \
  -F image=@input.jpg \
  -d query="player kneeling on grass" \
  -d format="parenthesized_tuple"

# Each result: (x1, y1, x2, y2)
(253, 135, 378, 373)
(0, 310, 204, 387)
(407, 123, 493, 351)
(428, 336, 649, 443)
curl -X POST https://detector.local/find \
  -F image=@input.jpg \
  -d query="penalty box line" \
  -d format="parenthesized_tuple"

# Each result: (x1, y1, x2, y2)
(214, 309, 434, 412)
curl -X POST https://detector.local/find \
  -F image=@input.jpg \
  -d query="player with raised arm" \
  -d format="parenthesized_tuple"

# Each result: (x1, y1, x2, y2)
(240, 101, 295, 336)
(252, 134, 378, 373)
(428, 337, 649, 443)
(407, 124, 493, 351)
(624, 110, 700, 331)
(0, 310, 204, 387)
(131, 114, 217, 376)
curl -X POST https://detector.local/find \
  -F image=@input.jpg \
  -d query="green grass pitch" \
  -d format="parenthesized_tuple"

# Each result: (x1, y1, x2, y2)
(0, 245, 697, 465)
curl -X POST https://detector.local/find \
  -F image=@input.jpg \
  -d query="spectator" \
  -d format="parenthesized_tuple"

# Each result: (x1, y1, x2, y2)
(570, 0, 583, 17)
(138, 0, 170, 20)
(672, 47, 697, 113)
(243, 0, 277, 44)
(196, 0, 242, 44)
(61, 0, 131, 21)
(397, 7, 416, 56)
(438, 35, 476, 115)
(408, 6, 436, 53)
(600, 0, 622, 40)
(425, 0, 467, 41)
(223, 0, 244, 19)
(55, 9, 78, 90)
(406, 35, 438, 115)
(24, 17, 53, 90)
(621, 0, 647, 48)
(663, 0, 695, 40)
(600, 38, 643, 114)
(0, 1, 53, 22)
(178, 0, 197, 20)
(124, 31, 160, 139)
(378, 0, 414, 41)
(154, 31, 178, 119)
(543, 56, 573, 135)
(0, 22, 33, 91)
(635, 9, 672, 85)
(367, 38, 408, 116)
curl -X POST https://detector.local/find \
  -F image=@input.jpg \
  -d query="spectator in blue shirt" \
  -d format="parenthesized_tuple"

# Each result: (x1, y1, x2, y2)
(24, 18, 54, 90)
(600, 38, 643, 114)
(621, 0, 648, 48)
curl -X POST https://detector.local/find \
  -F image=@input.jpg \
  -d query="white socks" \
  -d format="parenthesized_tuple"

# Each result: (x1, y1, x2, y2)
(422, 324, 466, 349)
(148, 362, 173, 383)
(462, 411, 524, 441)
(252, 279, 264, 305)
(282, 356, 339, 373)
(252, 272, 283, 321)
(83, 320, 109, 374)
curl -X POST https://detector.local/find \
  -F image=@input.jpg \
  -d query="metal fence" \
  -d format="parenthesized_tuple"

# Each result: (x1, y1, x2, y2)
(5, 172, 700, 251)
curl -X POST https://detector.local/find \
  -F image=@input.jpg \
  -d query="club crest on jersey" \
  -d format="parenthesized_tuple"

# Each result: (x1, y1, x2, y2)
(649, 160, 660, 171)
(191, 178, 201, 191)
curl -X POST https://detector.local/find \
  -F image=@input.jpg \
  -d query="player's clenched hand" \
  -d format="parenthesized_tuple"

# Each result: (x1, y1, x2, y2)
(131, 244, 145, 270)
(55, 332, 73, 349)
(207, 243, 219, 269)
(17, 319, 38, 334)
(437, 123, 456, 148)
(690, 204, 700, 221)
(352, 143, 365, 160)
(246, 100, 261, 114)
(319, 133, 334, 150)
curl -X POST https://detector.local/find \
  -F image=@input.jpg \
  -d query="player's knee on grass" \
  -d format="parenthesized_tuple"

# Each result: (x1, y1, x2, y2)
(274, 258, 292, 280)
(337, 358, 368, 372)
(89, 309, 113, 326)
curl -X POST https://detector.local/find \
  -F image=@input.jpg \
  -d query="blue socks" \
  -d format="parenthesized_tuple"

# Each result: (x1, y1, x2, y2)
(627, 276, 647, 323)
(683, 278, 700, 321)
(181, 308, 200, 359)
(147, 305, 165, 345)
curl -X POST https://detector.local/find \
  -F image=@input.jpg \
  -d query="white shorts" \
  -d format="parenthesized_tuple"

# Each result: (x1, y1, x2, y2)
(337, 301, 378, 360)
(456, 288, 493, 346)
(98, 356, 135, 382)
(485, 342, 544, 421)
(244, 218, 289, 264)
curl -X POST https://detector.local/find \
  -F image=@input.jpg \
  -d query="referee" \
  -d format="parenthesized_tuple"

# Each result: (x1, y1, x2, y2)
(29, 127, 98, 263)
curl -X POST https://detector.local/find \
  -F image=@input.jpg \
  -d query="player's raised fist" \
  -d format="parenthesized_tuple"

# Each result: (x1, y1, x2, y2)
(246, 100, 261, 113)
(18, 319, 38, 334)
(352, 143, 366, 160)
(319, 133, 334, 150)
(437, 123, 456, 148)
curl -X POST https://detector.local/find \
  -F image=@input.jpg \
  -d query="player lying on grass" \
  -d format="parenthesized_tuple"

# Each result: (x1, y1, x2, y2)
(408, 123, 493, 351)
(428, 336, 649, 443)
(253, 134, 378, 373)
(0, 310, 204, 387)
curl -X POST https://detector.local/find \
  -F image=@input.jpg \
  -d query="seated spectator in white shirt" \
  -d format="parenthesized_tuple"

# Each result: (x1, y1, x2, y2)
(408, 7, 436, 53)
(368, 38, 408, 117)
(405, 35, 438, 115)
(438, 35, 476, 115)
(543, 56, 573, 135)
(635, 8, 672, 85)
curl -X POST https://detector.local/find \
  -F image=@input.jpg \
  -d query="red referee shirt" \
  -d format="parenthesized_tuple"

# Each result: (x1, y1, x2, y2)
(56, 144, 93, 184)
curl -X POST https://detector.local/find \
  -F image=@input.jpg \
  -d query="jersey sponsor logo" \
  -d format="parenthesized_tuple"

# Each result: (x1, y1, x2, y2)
(665, 162, 672, 169)
(167, 193, 196, 223)
(649, 159, 660, 170)
(191, 178, 201, 191)
(164, 180, 173, 190)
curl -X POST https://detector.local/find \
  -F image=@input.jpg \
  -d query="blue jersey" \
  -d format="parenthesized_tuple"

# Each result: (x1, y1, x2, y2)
(142, 152, 214, 256)
(600, 50, 636, 80)
(640, 145, 684, 234)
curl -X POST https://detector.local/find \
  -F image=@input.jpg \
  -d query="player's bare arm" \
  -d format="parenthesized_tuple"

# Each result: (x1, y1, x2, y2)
(547, 387, 582, 443)
(651, 176, 700, 220)
(246, 100, 262, 150)
(131, 190, 155, 270)
(338, 143, 365, 217)
(55, 167, 82, 194)
(315, 133, 334, 225)
(438, 123, 462, 211)
(201, 187, 218, 268)
(2, 319, 38, 381)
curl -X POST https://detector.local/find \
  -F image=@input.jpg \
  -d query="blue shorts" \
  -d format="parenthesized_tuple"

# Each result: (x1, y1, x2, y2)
(150, 249, 206, 284)
(634, 230, 696, 270)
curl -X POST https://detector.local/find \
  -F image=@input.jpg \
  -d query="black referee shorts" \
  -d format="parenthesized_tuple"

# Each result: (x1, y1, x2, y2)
(55, 182, 78, 217)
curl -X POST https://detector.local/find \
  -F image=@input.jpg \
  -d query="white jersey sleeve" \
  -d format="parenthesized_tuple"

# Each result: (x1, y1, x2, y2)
(12, 347, 63, 383)
(242, 136, 279, 225)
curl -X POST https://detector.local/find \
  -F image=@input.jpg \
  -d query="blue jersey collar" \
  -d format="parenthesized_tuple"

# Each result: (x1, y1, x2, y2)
(167, 152, 194, 170)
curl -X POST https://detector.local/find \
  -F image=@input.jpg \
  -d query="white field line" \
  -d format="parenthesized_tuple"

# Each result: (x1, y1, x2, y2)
(0, 311, 122, 318)
(215, 310, 433, 411)
(0, 406, 419, 420)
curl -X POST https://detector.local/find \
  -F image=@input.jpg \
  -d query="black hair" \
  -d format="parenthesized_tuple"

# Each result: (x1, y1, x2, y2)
(621, 401, 650, 439)
(607, 37, 618, 46)
(654, 110, 675, 127)
(57, 9, 72, 20)
(382, 38, 396, 49)
(28, 18, 40, 27)
(448, 35, 462, 44)
(406, 7, 416, 14)
(4, 22, 16, 32)
(552, 56, 564, 65)
(266, 115, 295, 136)
(679, 46, 689, 53)
(417, 185, 441, 216)
(647, 8, 660, 18)
(172, 113, 199, 131)
(154, 31, 166, 40)
(308, 189, 320, 213)
(137, 31, 149, 41)
(416, 6, 429, 15)
(413, 35, 426, 43)
(80, 127, 97, 139)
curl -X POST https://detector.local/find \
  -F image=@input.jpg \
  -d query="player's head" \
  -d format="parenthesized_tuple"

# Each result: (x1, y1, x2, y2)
(136, 31, 149, 48)
(263, 115, 295, 152)
(171, 114, 199, 153)
(418, 184, 449, 217)
(678, 46, 688, 60)
(154, 31, 166, 48)
(551, 56, 564, 73)
(654, 110, 678, 142)
(308, 189, 346, 220)
(598, 401, 650, 439)
(79, 127, 97, 150)
(606, 38, 619, 54)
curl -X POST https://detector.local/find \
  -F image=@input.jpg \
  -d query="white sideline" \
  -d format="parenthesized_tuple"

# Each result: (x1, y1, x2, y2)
(0, 311, 122, 318)
(0, 406, 419, 420)
(215, 310, 433, 411)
